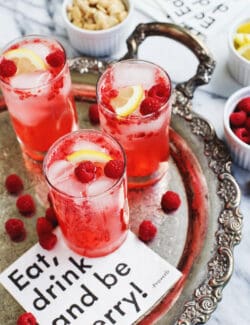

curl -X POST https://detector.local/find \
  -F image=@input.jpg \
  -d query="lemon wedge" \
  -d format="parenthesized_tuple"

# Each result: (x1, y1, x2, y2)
(237, 43, 250, 61)
(110, 85, 144, 117)
(67, 149, 112, 163)
(234, 33, 250, 48)
(4, 48, 46, 74)
(237, 21, 250, 34)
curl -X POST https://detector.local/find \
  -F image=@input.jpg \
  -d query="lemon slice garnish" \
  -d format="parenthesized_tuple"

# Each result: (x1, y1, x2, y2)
(4, 48, 46, 74)
(237, 21, 250, 34)
(110, 85, 144, 117)
(234, 33, 250, 48)
(237, 43, 250, 61)
(67, 149, 112, 163)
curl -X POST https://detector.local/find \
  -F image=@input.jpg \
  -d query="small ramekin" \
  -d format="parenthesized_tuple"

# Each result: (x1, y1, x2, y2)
(227, 16, 250, 86)
(62, 0, 133, 57)
(224, 86, 250, 170)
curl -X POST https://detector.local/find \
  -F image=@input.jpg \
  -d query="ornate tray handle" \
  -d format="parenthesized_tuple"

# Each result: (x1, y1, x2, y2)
(121, 22, 216, 100)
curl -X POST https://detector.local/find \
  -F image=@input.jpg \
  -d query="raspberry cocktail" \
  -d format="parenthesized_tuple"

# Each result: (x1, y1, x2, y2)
(97, 59, 172, 187)
(0, 35, 77, 161)
(43, 129, 129, 257)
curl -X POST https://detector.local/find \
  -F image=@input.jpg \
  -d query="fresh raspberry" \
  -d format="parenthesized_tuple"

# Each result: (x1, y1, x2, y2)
(0, 58, 17, 78)
(46, 50, 65, 68)
(16, 194, 36, 216)
(104, 160, 124, 179)
(5, 218, 26, 242)
(17, 312, 37, 325)
(236, 97, 250, 114)
(234, 128, 250, 144)
(245, 117, 250, 131)
(89, 103, 100, 124)
(229, 111, 247, 127)
(36, 217, 53, 237)
(5, 174, 24, 194)
(138, 220, 157, 242)
(45, 207, 58, 227)
(39, 232, 57, 250)
(148, 83, 170, 102)
(161, 190, 181, 213)
(140, 97, 161, 115)
(75, 161, 96, 183)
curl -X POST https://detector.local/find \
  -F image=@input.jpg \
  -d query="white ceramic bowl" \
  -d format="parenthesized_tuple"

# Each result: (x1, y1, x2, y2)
(62, 0, 133, 57)
(224, 86, 250, 170)
(228, 17, 250, 86)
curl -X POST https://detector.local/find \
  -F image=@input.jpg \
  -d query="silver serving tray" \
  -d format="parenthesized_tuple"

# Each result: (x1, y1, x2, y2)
(0, 23, 242, 325)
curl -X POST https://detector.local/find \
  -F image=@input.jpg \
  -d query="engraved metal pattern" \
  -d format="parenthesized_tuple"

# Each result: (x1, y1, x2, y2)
(31, 23, 242, 325)
(118, 22, 242, 325)
(68, 56, 110, 75)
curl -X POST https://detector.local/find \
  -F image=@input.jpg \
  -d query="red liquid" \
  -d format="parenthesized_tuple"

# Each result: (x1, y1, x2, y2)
(99, 104, 171, 178)
(10, 93, 77, 155)
(0, 37, 78, 161)
(97, 60, 172, 186)
(44, 130, 128, 257)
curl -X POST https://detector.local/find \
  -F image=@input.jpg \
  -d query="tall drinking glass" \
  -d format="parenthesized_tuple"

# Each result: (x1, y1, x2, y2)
(97, 59, 172, 188)
(0, 35, 78, 161)
(43, 129, 129, 257)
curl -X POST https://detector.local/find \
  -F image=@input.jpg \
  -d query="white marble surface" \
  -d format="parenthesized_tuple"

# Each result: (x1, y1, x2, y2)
(0, 1, 249, 324)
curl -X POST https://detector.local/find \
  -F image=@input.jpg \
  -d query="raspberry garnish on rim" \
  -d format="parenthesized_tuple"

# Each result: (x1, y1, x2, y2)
(104, 159, 124, 179)
(0, 58, 17, 78)
(46, 49, 65, 68)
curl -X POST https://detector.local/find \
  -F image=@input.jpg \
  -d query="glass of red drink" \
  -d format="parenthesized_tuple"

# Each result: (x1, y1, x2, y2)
(97, 59, 172, 188)
(0, 35, 77, 161)
(43, 129, 129, 257)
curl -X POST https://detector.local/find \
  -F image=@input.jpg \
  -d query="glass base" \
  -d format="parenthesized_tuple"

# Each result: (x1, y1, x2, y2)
(19, 141, 46, 161)
(64, 231, 129, 258)
(128, 161, 169, 189)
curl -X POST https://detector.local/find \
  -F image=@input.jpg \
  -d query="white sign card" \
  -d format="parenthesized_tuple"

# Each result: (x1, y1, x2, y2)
(0, 231, 182, 325)
(153, 0, 249, 38)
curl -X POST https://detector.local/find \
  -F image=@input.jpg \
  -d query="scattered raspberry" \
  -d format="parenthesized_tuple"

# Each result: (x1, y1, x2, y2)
(161, 191, 181, 213)
(36, 217, 53, 237)
(16, 194, 36, 216)
(138, 220, 157, 242)
(104, 159, 124, 179)
(234, 128, 250, 144)
(0, 58, 17, 78)
(148, 83, 170, 102)
(140, 97, 161, 116)
(89, 103, 100, 124)
(236, 97, 250, 114)
(5, 218, 26, 242)
(75, 161, 96, 183)
(5, 174, 24, 194)
(46, 50, 65, 68)
(45, 207, 58, 227)
(39, 232, 57, 250)
(229, 110, 247, 127)
(17, 312, 37, 325)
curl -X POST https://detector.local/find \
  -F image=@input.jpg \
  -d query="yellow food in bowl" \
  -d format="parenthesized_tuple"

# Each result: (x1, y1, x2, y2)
(67, 0, 128, 30)
(233, 21, 250, 61)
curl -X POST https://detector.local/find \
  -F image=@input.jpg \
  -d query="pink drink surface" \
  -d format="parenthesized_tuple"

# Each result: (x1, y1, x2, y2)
(0, 37, 77, 160)
(98, 61, 172, 182)
(45, 131, 128, 257)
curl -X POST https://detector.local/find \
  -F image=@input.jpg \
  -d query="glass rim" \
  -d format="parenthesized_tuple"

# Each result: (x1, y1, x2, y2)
(0, 34, 68, 91)
(43, 129, 127, 199)
(96, 58, 173, 120)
